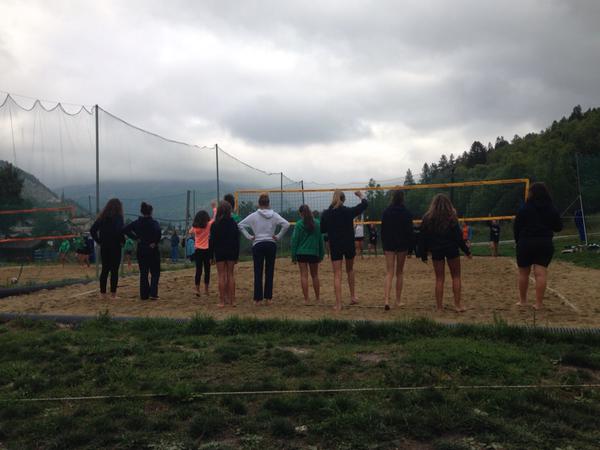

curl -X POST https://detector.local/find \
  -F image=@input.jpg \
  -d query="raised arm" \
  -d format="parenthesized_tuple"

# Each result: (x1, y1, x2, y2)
(350, 191, 368, 217)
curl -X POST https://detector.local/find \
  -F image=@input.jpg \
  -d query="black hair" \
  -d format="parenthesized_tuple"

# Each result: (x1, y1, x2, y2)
(140, 202, 153, 216)
(193, 210, 210, 228)
(224, 194, 235, 209)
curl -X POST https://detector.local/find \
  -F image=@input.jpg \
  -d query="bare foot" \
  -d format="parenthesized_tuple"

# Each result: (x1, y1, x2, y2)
(349, 298, 359, 305)
(515, 301, 527, 307)
(217, 303, 225, 308)
(394, 301, 406, 307)
(532, 304, 543, 310)
(454, 305, 466, 313)
(333, 304, 342, 311)
(110, 294, 119, 300)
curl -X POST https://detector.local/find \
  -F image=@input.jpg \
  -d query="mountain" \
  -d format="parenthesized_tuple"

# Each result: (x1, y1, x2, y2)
(0, 160, 61, 206)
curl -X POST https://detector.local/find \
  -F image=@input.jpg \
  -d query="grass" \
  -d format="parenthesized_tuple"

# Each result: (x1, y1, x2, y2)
(0, 316, 600, 449)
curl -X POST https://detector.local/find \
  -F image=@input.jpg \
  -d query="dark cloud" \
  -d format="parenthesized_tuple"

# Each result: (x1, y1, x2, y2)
(1, 0, 600, 182)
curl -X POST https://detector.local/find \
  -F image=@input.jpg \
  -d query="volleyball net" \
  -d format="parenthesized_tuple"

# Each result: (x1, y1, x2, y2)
(0, 206, 76, 244)
(235, 178, 530, 224)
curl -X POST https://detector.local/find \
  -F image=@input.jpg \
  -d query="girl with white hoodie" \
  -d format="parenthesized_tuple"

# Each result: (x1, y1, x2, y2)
(238, 193, 290, 304)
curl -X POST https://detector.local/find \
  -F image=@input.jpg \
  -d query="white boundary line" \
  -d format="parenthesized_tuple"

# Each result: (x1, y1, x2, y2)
(512, 260, 580, 313)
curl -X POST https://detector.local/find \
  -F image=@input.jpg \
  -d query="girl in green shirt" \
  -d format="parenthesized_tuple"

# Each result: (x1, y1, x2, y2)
(291, 204, 325, 304)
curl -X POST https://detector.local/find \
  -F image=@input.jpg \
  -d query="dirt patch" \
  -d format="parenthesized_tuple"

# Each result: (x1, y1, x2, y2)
(355, 352, 388, 363)
(279, 346, 312, 355)
(0, 256, 599, 328)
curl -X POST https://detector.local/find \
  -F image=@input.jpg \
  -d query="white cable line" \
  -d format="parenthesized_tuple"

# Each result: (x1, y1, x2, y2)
(3, 383, 600, 403)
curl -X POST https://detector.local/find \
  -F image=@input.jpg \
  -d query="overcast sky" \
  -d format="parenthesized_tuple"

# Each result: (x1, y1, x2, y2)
(2, 0, 600, 184)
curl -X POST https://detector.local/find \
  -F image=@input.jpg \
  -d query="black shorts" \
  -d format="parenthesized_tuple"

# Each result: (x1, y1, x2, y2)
(125, 250, 133, 256)
(431, 246, 460, 261)
(296, 254, 320, 264)
(354, 237, 364, 242)
(214, 253, 238, 263)
(516, 239, 554, 268)
(369, 237, 377, 245)
(490, 236, 500, 243)
(330, 246, 356, 261)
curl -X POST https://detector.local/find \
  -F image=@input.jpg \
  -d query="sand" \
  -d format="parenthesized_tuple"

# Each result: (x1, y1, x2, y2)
(0, 257, 599, 328)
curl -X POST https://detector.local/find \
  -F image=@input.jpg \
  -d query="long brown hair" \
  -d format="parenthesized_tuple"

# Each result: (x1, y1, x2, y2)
(329, 190, 345, 209)
(193, 210, 210, 228)
(215, 201, 232, 224)
(299, 204, 315, 232)
(421, 194, 458, 233)
(389, 188, 405, 207)
(98, 198, 123, 222)
(527, 182, 552, 204)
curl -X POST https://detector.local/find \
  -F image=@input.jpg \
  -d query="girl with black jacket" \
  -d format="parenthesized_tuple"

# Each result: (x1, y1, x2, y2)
(209, 201, 240, 307)
(514, 182, 562, 309)
(320, 190, 368, 311)
(90, 198, 125, 298)
(380, 189, 415, 310)
(419, 194, 472, 312)
(123, 202, 162, 300)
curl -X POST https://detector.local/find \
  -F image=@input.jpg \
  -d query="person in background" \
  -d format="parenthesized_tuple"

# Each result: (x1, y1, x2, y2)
(461, 221, 473, 250)
(420, 194, 472, 312)
(224, 194, 241, 223)
(185, 233, 195, 262)
(74, 235, 88, 267)
(514, 182, 563, 310)
(58, 239, 70, 267)
(291, 204, 324, 304)
(86, 233, 96, 265)
(209, 201, 240, 307)
(381, 189, 415, 310)
(574, 209, 586, 243)
(367, 223, 378, 257)
(320, 190, 368, 311)
(91, 198, 125, 299)
(354, 217, 365, 259)
(123, 236, 135, 270)
(238, 193, 290, 305)
(170, 230, 180, 263)
(407, 223, 421, 258)
(123, 202, 162, 300)
(189, 209, 214, 297)
(489, 220, 501, 257)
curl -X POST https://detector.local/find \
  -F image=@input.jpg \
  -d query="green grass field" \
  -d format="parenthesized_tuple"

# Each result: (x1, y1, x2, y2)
(1, 316, 600, 449)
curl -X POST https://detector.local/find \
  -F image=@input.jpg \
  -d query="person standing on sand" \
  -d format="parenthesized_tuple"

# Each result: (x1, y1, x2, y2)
(170, 230, 180, 263)
(58, 239, 70, 267)
(123, 202, 162, 300)
(488, 220, 501, 257)
(320, 190, 368, 311)
(189, 208, 214, 297)
(381, 189, 415, 311)
(291, 204, 324, 305)
(238, 193, 290, 306)
(209, 201, 240, 307)
(514, 182, 562, 310)
(123, 236, 135, 270)
(90, 198, 125, 299)
(419, 194, 472, 312)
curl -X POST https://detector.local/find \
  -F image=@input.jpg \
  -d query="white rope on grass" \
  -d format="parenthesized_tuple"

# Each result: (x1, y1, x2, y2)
(3, 383, 600, 403)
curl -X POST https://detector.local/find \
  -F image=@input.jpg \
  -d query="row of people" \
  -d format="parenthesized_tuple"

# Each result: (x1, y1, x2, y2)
(89, 182, 561, 310)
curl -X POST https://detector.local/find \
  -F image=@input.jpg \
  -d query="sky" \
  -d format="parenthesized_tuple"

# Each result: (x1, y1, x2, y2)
(1, 0, 600, 185)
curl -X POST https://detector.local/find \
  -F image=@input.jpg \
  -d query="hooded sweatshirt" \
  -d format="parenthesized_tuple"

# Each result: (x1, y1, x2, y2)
(513, 200, 562, 243)
(381, 204, 415, 252)
(238, 209, 290, 245)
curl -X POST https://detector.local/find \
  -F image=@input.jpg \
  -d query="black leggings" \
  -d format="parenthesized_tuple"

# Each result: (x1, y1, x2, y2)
(194, 249, 211, 286)
(100, 245, 121, 294)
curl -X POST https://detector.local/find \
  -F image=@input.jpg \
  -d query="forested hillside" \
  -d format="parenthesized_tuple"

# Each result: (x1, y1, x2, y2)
(407, 105, 600, 216)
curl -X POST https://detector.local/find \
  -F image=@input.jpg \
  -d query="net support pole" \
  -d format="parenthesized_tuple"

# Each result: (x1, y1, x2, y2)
(215, 144, 220, 202)
(185, 190, 191, 231)
(280, 172, 284, 212)
(94, 105, 100, 279)
(575, 153, 589, 245)
(193, 190, 196, 216)
(301, 180, 305, 205)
